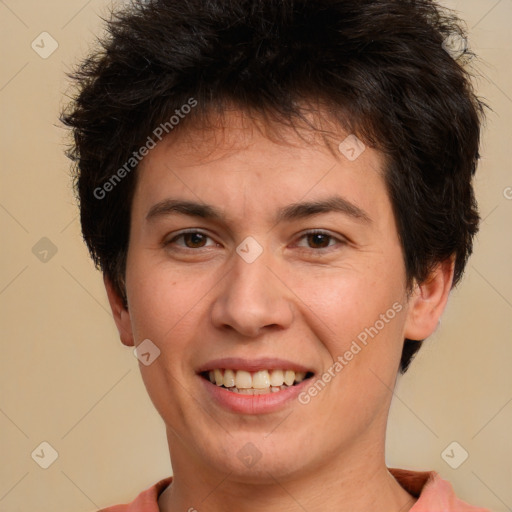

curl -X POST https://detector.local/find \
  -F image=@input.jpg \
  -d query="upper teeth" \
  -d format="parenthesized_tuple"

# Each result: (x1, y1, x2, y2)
(208, 369, 307, 389)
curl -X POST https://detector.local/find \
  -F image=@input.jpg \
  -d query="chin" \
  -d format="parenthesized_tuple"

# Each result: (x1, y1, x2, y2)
(192, 430, 313, 483)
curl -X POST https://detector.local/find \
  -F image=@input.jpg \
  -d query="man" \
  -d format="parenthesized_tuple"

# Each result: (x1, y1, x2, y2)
(62, 0, 490, 510)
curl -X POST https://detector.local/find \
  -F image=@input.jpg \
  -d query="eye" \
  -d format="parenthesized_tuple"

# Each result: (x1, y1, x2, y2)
(165, 230, 217, 249)
(294, 230, 344, 250)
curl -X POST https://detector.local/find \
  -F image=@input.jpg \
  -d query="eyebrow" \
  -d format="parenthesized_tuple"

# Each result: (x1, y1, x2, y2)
(146, 199, 222, 222)
(146, 196, 371, 224)
(276, 196, 371, 224)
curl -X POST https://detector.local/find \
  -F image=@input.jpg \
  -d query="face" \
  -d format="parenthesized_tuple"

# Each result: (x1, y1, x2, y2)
(119, 111, 414, 481)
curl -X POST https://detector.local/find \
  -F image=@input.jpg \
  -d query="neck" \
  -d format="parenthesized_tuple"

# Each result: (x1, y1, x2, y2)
(158, 436, 416, 512)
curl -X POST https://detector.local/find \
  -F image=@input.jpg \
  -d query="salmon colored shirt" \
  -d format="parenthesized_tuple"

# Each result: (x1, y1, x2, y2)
(98, 469, 492, 511)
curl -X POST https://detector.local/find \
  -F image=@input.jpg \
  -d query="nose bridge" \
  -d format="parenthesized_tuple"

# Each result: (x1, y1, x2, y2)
(233, 245, 275, 298)
(211, 241, 293, 336)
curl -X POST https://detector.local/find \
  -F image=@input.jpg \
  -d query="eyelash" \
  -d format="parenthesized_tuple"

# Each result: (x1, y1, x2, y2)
(164, 229, 346, 251)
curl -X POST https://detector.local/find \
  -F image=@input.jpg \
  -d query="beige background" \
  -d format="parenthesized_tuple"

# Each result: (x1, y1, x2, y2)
(0, 0, 511, 510)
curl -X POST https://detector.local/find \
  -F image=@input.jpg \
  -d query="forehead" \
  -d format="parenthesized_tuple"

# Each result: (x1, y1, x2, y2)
(146, 106, 382, 166)
(133, 108, 389, 223)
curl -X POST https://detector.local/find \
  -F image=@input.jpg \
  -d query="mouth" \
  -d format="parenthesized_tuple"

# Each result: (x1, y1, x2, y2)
(200, 368, 314, 395)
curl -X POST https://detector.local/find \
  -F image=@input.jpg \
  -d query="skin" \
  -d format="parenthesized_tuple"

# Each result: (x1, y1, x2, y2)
(105, 110, 454, 511)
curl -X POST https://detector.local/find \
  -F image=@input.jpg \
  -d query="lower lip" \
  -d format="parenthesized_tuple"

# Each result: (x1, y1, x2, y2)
(200, 376, 311, 414)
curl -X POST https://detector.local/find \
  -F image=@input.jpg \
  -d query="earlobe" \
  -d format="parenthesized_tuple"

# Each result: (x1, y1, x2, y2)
(403, 257, 455, 341)
(104, 274, 135, 347)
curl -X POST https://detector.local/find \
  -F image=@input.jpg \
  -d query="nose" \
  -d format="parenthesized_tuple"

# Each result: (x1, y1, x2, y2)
(210, 248, 294, 338)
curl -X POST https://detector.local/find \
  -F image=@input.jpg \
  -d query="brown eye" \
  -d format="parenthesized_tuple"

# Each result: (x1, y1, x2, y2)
(294, 230, 345, 252)
(165, 231, 216, 249)
(306, 233, 332, 249)
(182, 232, 208, 248)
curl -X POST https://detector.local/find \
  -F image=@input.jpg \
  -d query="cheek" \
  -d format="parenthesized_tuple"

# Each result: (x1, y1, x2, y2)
(292, 264, 402, 339)
(126, 258, 210, 345)
(125, 263, 206, 409)
(290, 257, 408, 392)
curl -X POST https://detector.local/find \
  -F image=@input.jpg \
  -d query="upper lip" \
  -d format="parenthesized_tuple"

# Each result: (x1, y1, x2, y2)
(196, 357, 314, 374)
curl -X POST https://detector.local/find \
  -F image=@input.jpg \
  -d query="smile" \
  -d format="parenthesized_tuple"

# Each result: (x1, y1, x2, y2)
(202, 369, 313, 395)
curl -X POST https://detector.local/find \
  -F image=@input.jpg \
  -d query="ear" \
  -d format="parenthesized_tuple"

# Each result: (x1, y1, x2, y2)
(403, 257, 455, 341)
(104, 274, 135, 347)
